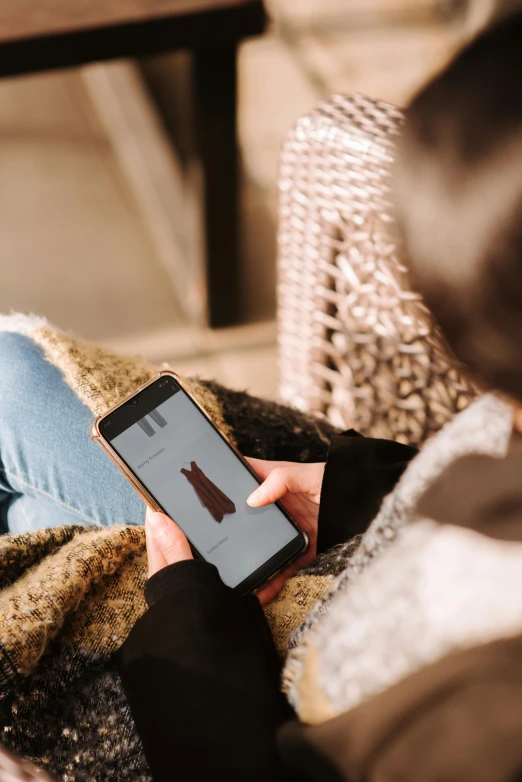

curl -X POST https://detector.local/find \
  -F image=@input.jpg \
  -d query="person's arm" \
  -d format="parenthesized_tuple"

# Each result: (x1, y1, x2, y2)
(118, 423, 419, 780)
(247, 432, 418, 559)
(117, 513, 293, 782)
(317, 431, 418, 552)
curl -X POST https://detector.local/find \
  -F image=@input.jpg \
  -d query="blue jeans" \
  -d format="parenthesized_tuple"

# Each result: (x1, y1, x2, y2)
(0, 333, 145, 534)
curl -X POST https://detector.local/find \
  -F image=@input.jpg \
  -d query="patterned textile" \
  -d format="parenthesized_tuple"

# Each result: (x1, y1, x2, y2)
(281, 393, 519, 723)
(0, 314, 337, 780)
(2, 314, 517, 777)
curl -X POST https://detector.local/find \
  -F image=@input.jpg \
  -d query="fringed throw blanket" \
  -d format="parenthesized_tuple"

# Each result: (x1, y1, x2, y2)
(0, 314, 337, 780)
(1, 315, 519, 781)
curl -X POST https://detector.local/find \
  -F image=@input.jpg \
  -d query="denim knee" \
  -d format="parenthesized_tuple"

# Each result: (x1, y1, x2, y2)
(0, 332, 55, 421)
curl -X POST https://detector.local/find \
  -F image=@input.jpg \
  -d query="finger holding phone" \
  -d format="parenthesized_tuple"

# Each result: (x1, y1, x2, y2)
(145, 459, 325, 605)
(145, 509, 193, 577)
(93, 372, 309, 597)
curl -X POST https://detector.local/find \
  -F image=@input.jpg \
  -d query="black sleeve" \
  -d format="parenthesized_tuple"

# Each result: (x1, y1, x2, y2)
(116, 434, 418, 782)
(117, 560, 293, 782)
(317, 430, 418, 553)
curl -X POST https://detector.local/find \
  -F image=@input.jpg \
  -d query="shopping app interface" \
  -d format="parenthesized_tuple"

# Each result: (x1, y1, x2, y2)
(111, 391, 300, 587)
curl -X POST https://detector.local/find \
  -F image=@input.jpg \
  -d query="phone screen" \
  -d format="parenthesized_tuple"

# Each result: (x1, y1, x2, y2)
(103, 377, 304, 590)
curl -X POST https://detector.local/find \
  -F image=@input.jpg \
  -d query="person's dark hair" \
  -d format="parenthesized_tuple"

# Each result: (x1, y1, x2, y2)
(394, 10, 522, 401)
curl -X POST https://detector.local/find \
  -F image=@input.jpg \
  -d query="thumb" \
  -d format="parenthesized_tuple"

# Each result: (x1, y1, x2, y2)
(146, 510, 193, 567)
(247, 464, 302, 508)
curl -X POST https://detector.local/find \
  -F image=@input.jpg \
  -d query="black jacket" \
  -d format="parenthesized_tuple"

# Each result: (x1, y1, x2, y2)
(117, 431, 417, 781)
(118, 431, 522, 780)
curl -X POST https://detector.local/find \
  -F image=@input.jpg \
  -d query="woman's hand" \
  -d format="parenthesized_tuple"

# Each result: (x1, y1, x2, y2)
(246, 459, 324, 534)
(145, 508, 193, 578)
(145, 458, 325, 605)
(246, 459, 325, 604)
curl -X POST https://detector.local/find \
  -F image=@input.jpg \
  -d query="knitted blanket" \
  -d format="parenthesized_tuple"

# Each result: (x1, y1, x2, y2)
(3, 315, 516, 780)
(0, 315, 338, 780)
(282, 392, 519, 723)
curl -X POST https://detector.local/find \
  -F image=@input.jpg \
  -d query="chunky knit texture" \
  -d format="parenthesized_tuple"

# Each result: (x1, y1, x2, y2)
(2, 314, 515, 776)
(0, 315, 337, 779)
(282, 392, 517, 723)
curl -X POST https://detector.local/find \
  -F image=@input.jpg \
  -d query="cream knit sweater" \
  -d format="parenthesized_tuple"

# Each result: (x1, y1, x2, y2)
(283, 392, 520, 723)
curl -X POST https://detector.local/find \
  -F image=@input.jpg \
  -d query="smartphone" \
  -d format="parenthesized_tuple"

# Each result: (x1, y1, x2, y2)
(90, 371, 308, 594)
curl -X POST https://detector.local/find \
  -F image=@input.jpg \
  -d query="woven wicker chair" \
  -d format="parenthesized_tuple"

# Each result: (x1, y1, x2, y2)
(277, 93, 477, 447)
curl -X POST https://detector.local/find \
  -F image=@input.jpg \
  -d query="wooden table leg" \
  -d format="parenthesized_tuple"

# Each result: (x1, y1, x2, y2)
(193, 42, 240, 328)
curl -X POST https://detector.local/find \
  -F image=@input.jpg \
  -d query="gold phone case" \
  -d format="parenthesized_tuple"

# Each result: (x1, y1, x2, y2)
(90, 370, 308, 590)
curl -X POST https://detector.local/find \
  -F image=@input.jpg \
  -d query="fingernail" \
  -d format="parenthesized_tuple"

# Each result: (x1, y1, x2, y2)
(247, 489, 262, 507)
(146, 511, 167, 533)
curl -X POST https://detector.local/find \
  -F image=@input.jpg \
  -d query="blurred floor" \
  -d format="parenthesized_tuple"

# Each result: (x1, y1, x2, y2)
(0, 0, 462, 400)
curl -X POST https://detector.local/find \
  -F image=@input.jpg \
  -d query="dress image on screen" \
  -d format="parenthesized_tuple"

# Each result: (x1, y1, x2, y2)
(110, 390, 302, 588)
(180, 461, 236, 523)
